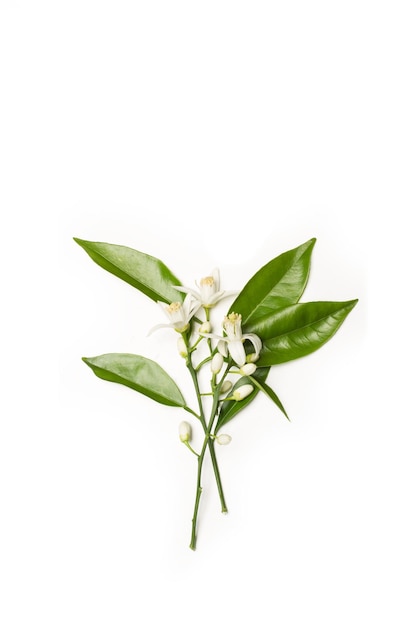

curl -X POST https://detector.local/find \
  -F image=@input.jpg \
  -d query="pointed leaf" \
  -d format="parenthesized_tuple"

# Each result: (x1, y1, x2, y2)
(215, 367, 269, 433)
(229, 238, 316, 324)
(249, 375, 289, 420)
(247, 300, 358, 366)
(82, 353, 186, 407)
(74, 238, 183, 304)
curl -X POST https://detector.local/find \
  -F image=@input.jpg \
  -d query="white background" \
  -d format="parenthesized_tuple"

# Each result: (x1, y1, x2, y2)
(0, 1, 416, 624)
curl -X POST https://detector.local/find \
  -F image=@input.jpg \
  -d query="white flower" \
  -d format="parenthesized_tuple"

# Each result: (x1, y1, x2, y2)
(211, 313, 262, 367)
(179, 421, 192, 443)
(175, 269, 235, 309)
(232, 384, 254, 401)
(211, 352, 224, 374)
(216, 434, 232, 445)
(149, 293, 200, 334)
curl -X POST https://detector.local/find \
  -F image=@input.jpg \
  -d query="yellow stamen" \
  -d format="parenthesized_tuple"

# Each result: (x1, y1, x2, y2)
(200, 276, 215, 287)
(226, 312, 241, 323)
(166, 302, 182, 313)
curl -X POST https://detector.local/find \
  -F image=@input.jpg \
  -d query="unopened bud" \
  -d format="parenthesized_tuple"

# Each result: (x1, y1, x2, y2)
(211, 352, 224, 374)
(220, 380, 232, 394)
(240, 363, 257, 376)
(177, 336, 188, 358)
(216, 434, 232, 445)
(233, 384, 254, 401)
(178, 421, 192, 443)
(199, 321, 212, 334)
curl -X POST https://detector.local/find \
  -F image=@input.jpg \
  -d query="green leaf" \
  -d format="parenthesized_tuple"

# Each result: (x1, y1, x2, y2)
(229, 238, 316, 324)
(215, 367, 270, 433)
(249, 375, 289, 420)
(74, 238, 183, 304)
(246, 300, 358, 366)
(82, 353, 186, 407)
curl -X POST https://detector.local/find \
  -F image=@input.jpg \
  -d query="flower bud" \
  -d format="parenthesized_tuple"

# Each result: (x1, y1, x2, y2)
(199, 321, 212, 334)
(216, 434, 232, 445)
(232, 384, 254, 401)
(240, 363, 257, 376)
(211, 352, 224, 374)
(177, 336, 188, 358)
(178, 421, 192, 443)
(220, 380, 232, 394)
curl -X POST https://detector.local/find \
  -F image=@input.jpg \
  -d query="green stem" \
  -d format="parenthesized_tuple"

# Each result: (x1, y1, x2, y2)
(185, 339, 228, 549)
(184, 441, 199, 457)
(208, 439, 227, 512)
(189, 435, 209, 550)
(185, 356, 226, 508)
(206, 384, 228, 513)
(189, 386, 228, 549)
(184, 406, 201, 419)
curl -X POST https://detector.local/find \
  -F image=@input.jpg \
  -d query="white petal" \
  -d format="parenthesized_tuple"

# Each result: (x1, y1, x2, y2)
(174, 285, 200, 300)
(212, 268, 220, 290)
(217, 340, 228, 358)
(198, 331, 222, 341)
(157, 300, 169, 318)
(183, 293, 201, 320)
(147, 322, 175, 336)
(207, 290, 225, 305)
(228, 340, 246, 367)
(243, 333, 262, 357)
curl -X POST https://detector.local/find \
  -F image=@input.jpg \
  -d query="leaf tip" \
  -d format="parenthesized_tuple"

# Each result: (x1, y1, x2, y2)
(302, 236, 317, 252)
(74, 237, 91, 249)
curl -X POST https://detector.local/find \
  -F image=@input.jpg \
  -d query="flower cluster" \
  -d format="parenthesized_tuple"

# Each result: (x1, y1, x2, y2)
(151, 269, 263, 453)
(154, 269, 262, 365)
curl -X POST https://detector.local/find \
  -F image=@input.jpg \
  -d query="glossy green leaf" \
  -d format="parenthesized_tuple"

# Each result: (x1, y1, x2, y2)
(215, 367, 270, 433)
(246, 300, 358, 366)
(229, 238, 316, 324)
(74, 238, 183, 304)
(82, 353, 186, 407)
(251, 376, 289, 420)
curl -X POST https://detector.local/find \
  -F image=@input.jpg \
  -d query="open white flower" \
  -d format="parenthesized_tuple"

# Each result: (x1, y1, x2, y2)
(175, 269, 235, 309)
(206, 313, 262, 367)
(149, 293, 200, 334)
